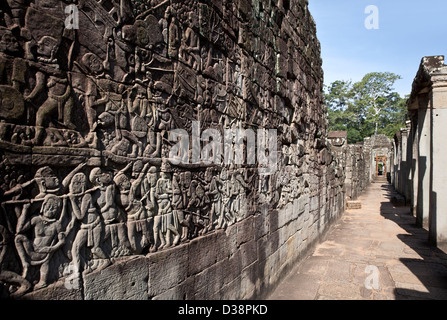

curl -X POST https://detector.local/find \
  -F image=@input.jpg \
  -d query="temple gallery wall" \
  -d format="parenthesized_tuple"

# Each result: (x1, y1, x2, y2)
(0, 0, 391, 300)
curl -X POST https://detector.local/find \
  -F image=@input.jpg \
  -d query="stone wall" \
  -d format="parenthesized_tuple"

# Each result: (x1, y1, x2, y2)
(0, 0, 347, 299)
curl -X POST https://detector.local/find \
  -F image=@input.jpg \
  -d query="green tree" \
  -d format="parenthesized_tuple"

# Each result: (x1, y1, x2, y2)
(325, 72, 408, 144)
(325, 80, 353, 131)
(351, 72, 402, 135)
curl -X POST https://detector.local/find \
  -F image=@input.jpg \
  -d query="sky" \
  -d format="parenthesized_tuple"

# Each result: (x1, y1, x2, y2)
(308, 0, 447, 97)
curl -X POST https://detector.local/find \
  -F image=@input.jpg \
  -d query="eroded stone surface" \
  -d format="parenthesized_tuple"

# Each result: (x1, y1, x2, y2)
(0, 0, 347, 300)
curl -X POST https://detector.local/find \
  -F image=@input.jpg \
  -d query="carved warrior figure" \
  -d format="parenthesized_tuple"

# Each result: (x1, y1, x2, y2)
(204, 167, 222, 233)
(179, 12, 200, 71)
(152, 169, 180, 252)
(0, 27, 27, 124)
(186, 179, 209, 237)
(89, 167, 130, 257)
(164, 6, 180, 59)
(68, 173, 110, 282)
(25, 36, 75, 146)
(217, 168, 233, 229)
(15, 195, 70, 289)
(172, 172, 190, 241)
(114, 162, 151, 253)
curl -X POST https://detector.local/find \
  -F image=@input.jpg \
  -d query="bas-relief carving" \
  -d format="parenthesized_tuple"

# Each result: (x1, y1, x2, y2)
(0, 0, 326, 298)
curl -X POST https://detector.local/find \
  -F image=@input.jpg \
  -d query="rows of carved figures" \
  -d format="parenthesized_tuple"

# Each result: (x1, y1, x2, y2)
(0, 0, 281, 155)
(0, 161, 256, 296)
(0, 0, 310, 297)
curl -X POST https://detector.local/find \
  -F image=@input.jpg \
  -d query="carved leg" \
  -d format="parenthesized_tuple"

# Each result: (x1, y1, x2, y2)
(34, 260, 50, 290)
(71, 230, 88, 278)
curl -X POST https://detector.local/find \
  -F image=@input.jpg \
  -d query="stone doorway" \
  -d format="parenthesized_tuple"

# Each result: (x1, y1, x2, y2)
(375, 156, 387, 176)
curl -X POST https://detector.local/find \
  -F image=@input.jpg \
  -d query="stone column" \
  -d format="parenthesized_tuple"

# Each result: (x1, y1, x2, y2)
(400, 128, 408, 196)
(409, 111, 419, 219)
(429, 70, 447, 249)
(404, 120, 412, 202)
(416, 94, 431, 229)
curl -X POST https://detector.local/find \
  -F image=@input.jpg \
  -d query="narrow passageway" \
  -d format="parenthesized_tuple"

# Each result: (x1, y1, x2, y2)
(268, 179, 447, 300)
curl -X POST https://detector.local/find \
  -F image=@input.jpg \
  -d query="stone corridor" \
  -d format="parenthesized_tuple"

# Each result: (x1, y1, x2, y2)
(268, 178, 447, 300)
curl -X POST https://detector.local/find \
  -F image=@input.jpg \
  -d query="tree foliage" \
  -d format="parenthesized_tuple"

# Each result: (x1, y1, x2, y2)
(325, 72, 408, 144)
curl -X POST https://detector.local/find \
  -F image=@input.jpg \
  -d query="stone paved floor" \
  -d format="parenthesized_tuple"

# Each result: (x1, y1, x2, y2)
(268, 179, 447, 300)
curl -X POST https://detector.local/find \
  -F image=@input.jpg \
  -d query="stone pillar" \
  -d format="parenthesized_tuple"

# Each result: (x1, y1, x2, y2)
(429, 71, 447, 249)
(404, 120, 413, 202)
(392, 133, 401, 191)
(400, 128, 408, 196)
(409, 111, 419, 219)
(416, 94, 431, 229)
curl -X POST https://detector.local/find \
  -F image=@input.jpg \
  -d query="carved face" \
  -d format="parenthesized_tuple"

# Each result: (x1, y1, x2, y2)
(161, 171, 170, 180)
(88, 56, 103, 74)
(70, 173, 86, 194)
(220, 169, 227, 180)
(132, 161, 143, 178)
(98, 171, 112, 185)
(116, 174, 131, 191)
(43, 175, 60, 190)
(147, 167, 158, 186)
(42, 196, 61, 219)
(0, 31, 19, 54)
(37, 36, 58, 58)
(182, 172, 191, 186)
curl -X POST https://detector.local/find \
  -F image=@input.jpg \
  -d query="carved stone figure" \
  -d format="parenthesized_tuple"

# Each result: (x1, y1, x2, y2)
(89, 167, 130, 257)
(204, 167, 222, 232)
(152, 168, 180, 251)
(179, 12, 200, 71)
(0, 27, 27, 123)
(172, 172, 190, 241)
(68, 173, 110, 283)
(230, 169, 249, 222)
(165, 6, 180, 59)
(216, 168, 233, 229)
(114, 162, 150, 253)
(186, 179, 209, 237)
(14, 195, 69, 289)
(25, 35, 75, 146)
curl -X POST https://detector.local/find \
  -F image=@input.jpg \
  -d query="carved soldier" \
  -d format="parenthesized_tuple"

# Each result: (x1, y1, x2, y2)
(0, 27, 27, 125)
(153, 169, 180, 251)
(77, 52, 110, 148)
(179, 12, 200, 71)
(217, 168, 233, 229)
(172, 172, 190, 241)
(230, 169, 248, 222)
(204, 167, 222, 233)
(114, 162, 150, 253)
(68, 173, 110, 282)
(186, 179, 209, 237)
(14, 195, 69, 289)
(89, 167, 130, 257)
(164, 6, 179, 59)
(25, 36, 75, 146)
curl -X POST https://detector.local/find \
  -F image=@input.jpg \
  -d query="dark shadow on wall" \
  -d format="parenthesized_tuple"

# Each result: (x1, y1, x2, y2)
(379, 183, 447, 300)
